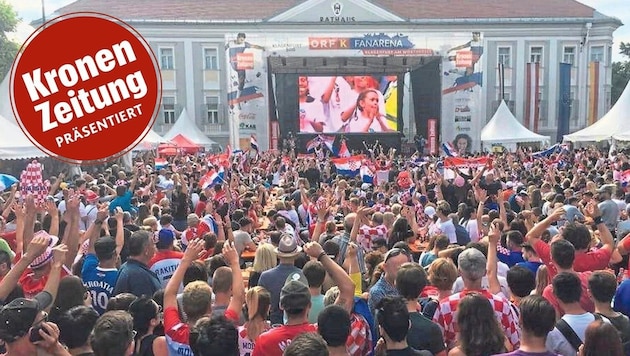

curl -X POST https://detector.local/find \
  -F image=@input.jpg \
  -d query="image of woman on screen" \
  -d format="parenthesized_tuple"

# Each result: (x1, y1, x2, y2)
(322, 76, 385, 132)
(453, 133, 472, 155)
(298, 76, 327, 133)
(343, 89, 395, 133)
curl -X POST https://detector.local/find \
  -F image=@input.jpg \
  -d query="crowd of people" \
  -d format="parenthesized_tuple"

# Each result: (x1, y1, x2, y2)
(0, 143, 629, 356)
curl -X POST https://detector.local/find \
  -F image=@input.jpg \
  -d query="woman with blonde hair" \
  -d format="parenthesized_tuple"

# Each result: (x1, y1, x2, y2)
(248, 243, 277, 287)
(238, 286, 272, 356)
(426, 258, 458, 301)
(534, 265, 548, 296)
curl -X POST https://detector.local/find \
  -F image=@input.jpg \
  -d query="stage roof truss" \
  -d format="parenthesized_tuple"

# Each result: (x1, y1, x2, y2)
(268, 56, 436, 74)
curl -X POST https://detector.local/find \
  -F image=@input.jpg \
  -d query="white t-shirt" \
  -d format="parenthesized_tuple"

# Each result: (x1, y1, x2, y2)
(546, 313, 610, 356)
(299, 99, 327, 133)
(344, 110, 385, 133)
(58, 201, 87, 224)
(430, 218, 457, 244)
(452, 276, 510, 300)
(83, 204, 98, 231)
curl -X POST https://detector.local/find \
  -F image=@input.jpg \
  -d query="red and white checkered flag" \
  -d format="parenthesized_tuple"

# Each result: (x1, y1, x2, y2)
(19, 160, 50, 207)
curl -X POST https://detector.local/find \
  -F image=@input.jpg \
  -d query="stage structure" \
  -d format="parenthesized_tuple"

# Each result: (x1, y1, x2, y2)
(224, 32, 485, 154)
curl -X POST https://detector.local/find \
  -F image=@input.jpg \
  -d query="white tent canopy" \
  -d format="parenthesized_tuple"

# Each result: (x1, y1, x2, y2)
(613, 129, 630, 141)
(481, 100, 550, 148)
(134, 129, 166, 151)
(0, 75, 17, 126)
(564, 80, 630, 142)
(163, 109, 219, 149)
(0, 114, 47, 160)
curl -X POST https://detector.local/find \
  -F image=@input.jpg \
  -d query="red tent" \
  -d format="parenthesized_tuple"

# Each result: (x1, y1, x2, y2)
(158, 134, 202, 155)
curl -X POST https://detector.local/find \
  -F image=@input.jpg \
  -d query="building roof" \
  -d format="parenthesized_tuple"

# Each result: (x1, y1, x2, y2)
(50, 0, 598, 23)
(378, 0, 595, 20)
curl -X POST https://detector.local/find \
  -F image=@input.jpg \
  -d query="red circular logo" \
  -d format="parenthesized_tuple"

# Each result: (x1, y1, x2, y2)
(10, 12, 161, 164)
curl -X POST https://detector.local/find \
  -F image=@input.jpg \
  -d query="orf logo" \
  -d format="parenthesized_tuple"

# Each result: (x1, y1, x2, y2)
(332, 1, 343, 16)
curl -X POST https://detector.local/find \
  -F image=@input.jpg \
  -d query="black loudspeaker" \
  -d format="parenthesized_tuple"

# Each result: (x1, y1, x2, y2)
(410, 59, 441, 142)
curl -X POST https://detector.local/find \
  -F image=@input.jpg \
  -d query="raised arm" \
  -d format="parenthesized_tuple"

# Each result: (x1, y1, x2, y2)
(44, 200, 60, 238)
(164, 239, 204, 309)
(0, 235, 47, 301)
(486, 222, 502, 295)
(305, 241, 355, 312)
(222, 242, 245, 319)
(63, 191, 81, 269)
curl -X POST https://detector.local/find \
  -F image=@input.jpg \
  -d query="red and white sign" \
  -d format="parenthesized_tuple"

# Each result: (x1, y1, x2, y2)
(236, 53, 255, 70)
(428, 118, 437, 155)
(455, 50, 473, 67)
(10, 13, 161, 164)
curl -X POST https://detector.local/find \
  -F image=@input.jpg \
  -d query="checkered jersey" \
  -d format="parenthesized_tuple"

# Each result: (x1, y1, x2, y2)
(372, 203, 390, 213)
(347, 312, 372, 356)
(432, 289, 520, 349)
(19, 160, 50, 207)
(357, 224, 388, 252)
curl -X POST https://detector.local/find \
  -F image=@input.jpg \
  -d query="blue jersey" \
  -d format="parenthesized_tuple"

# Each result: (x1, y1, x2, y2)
(82, 254, 119, 315)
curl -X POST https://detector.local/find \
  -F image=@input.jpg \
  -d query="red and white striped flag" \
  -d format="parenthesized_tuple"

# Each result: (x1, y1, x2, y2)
(525, 62, 540, 132)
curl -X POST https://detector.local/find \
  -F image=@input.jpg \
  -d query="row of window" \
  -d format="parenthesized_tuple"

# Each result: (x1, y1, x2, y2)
(161, 96, 220, 125)
(160, 45, 606, 71)
(498, 45, 605, 67)
(159, 48, 219, 70)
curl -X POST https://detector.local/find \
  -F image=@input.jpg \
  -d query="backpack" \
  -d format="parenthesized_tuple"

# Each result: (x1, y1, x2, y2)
(455, 223, 471, 246)
(353, 297, 376, 353)
(556, 313, 602, 352)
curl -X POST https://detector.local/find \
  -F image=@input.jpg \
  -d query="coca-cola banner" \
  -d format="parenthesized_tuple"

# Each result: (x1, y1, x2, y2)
(225, 33, 269, 146)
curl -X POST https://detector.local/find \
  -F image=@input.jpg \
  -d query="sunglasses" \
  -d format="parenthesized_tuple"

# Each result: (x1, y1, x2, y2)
(384, 248, 411, 263)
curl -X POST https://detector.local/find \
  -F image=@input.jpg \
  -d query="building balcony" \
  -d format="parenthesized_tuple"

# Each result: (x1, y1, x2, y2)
(204, 123, 229, 134)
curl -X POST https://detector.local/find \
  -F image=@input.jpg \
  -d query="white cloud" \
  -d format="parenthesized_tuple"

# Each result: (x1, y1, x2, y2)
(576, 0, 629, 62)
(5, 0, 75, 23)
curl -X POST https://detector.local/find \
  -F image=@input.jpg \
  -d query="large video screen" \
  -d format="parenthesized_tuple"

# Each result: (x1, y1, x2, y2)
(298, 75, 399, 134)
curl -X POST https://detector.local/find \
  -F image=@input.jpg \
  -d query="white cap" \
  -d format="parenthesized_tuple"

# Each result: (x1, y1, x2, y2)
(424, 206, 436, 218)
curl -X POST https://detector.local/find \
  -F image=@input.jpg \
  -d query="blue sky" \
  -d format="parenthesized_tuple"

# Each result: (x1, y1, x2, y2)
(5, 0, 630, 61)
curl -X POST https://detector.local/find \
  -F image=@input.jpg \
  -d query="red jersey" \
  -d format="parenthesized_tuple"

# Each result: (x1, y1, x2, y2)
(533, 239, 612, 279)
(252, 323, 317, 356)
(164, 305, 239, 356)
(17, 251, 71, 299)
(542, 271, 595, 316)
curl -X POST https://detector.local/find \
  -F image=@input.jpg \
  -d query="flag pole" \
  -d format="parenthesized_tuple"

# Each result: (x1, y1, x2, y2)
(41, 0, 46, 27)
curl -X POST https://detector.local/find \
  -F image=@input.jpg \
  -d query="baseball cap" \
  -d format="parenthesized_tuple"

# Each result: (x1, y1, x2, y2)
(156, 229, 175, 249)
(280, 272, 310, 310)
(94, 236, 117, 257)
(0, 238, 15, 260)
(424, 206, 436, 218)
(0, 291, 53, 342)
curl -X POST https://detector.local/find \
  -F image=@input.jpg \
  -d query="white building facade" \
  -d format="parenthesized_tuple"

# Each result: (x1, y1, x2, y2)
(50, 0, 621, 151)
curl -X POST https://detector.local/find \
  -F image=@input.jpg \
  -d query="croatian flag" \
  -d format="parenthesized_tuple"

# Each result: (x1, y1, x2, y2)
(154, 158, 168, 170)
(0, 174, 18, 191)
(441, 142, 458, 157)
(320, 135, 336, 154)
(306, 136, 321, 152)
(360, 165, 374, 184)
(531, 144, 560, 159)
(332, 155, 363, 177)
(199, 167, 225, 190)
(338, 140, 350, 158)
(250, 135, 259, 151)
(621, 169, 630, 184)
